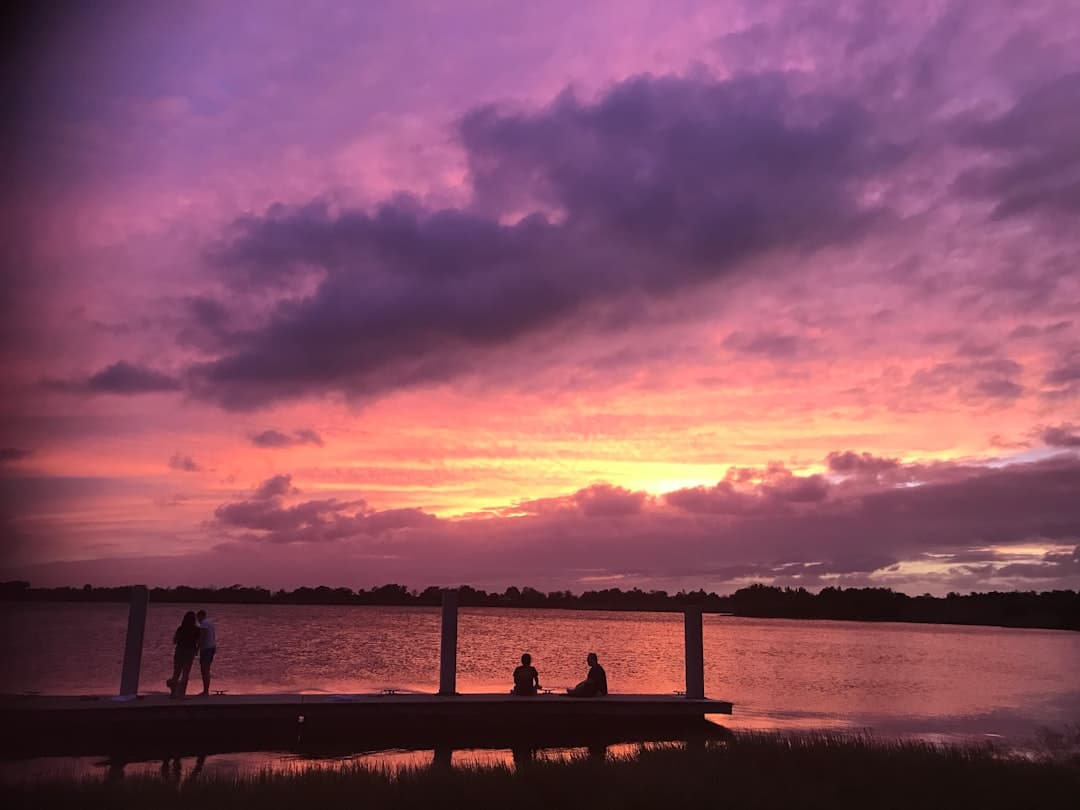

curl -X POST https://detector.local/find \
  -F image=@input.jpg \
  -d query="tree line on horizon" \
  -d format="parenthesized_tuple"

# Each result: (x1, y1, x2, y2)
(2, 580, 1077, 631)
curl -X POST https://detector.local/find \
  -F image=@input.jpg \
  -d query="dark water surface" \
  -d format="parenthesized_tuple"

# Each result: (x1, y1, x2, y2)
(4, 603, 1079, 781)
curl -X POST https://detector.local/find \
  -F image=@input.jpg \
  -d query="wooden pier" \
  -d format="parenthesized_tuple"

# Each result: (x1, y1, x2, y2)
(2, 588, 734, 758)
(0, 692, 732, 758)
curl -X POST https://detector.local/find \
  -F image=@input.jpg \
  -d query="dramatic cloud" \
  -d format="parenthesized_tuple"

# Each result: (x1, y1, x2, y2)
(178, 71, 905, 409)
(1042, 424, 1080, 448)
(909, 356, 1026, 404)
(8, 2, 1080, 594)
(62, 362, 183, 395)
(213, 474, 437, 543)
(957, 72, 1080, 219)
(250, 429, 325, 448)
(504, 483, 649, 517)
(664, 462, 830, 516)
(252, 474, 297, 500)
(826, 451, 900, 475)
(21, 454, 1080, 591)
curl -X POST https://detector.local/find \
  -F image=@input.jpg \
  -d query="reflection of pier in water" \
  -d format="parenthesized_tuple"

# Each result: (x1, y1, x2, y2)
(75, 736, 723, 784)
(2, 588, 733, 760)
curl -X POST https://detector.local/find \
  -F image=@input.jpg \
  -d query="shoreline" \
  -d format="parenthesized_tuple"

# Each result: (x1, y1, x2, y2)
(5, 582, 1078, 633)
(5, 597, 1078, 634)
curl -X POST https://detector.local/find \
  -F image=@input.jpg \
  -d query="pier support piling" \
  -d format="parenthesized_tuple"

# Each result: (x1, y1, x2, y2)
(438, 588, 459, 696)
(684, 606, 704, 699)
(119, 585, 149, 697)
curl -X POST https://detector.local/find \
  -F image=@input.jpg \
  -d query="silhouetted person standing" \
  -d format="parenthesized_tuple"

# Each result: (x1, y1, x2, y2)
(567, 652, 607, 696)
(168, 611, 200, 698)
(196, 609, 217, 696)
(512, 652, 541, 695)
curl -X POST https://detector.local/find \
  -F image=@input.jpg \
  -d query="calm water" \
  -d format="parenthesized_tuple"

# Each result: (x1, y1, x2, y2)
(4, 603, 1079, 781)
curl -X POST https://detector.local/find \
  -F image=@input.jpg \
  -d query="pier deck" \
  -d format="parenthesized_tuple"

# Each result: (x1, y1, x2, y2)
(1, 693, 733, 758)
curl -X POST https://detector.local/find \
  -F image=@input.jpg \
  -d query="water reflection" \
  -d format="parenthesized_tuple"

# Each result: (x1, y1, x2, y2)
(4, 742, 696, 784)
(6, 603, 1080, 743)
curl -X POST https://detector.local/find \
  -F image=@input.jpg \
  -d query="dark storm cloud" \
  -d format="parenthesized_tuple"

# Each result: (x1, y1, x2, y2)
(956, 71, 1080, 219)
(181, 72, 904, 409)
(460, 73, 898, 259)
(250, 428, 325, 448)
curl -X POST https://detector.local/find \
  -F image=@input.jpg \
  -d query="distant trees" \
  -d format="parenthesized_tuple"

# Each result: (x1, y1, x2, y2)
(722, 584, 1080, 630)
(1, 580, 1076, 631)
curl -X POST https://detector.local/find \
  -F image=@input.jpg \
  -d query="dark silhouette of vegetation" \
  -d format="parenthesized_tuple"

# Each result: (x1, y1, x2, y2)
(2, 580, 1076, 631)
(3, 733, 1078, 810)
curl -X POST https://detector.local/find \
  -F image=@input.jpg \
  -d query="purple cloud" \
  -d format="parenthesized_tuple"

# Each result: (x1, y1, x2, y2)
(665, 463, 829, 516)
(168, 453, 202, 473)
(214, 474, 436, 543)
(504, 483, 650, 518)
(722, 330, 803, 358)
(82, 362, 181, 395)
(177, 71, 905, 409)
(573, 483, 648, 517)
(826, 451, 900, 475)
(250, 474, 296, 501)
(250, 429, 325, 448)
(957, 72, 1080, 219)
(1042, 424, 1080, 448)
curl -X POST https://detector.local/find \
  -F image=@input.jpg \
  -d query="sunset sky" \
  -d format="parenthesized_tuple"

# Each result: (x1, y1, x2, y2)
(3, 0, 1079, 594)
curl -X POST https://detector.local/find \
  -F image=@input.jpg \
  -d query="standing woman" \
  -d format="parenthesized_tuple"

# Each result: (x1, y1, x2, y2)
(168, 611, 200, 698)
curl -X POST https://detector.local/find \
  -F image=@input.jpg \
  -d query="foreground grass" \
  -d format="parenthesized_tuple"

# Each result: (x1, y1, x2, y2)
(4, 733, 1078, 810)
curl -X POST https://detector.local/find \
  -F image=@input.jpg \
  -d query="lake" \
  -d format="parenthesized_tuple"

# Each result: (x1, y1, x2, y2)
(4, 602, 1079, 781)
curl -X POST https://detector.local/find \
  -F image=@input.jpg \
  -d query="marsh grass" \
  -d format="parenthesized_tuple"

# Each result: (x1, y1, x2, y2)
(4, 732, 1078, 810)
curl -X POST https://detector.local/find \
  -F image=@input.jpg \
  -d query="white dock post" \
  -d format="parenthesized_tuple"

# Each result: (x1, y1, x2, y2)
(119, 585, 149, 697)
(684, 606, 705, 699)
(438, 588, 459, 696)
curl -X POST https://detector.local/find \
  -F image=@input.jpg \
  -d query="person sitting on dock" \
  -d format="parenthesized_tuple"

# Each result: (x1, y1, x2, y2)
(512, 653, 541, 695)
(167, 611, 201, 698)
(566, 652, 607, 697)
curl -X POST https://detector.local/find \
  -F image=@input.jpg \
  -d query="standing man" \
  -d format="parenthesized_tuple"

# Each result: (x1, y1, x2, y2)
(196, 609, 217, 696)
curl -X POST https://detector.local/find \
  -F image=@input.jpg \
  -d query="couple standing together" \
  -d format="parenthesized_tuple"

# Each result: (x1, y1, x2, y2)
(168, 609, 217, 698)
